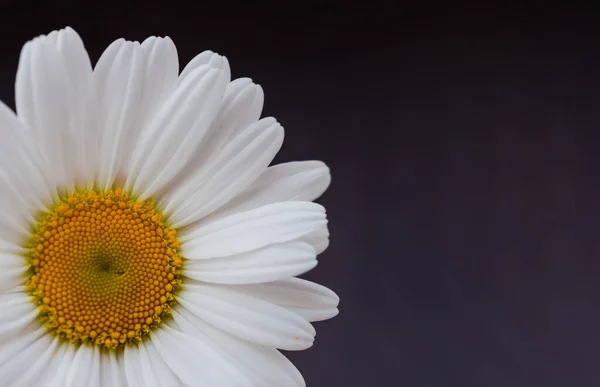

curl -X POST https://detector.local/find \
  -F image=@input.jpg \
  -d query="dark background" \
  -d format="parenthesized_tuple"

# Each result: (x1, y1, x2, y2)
(2, 1, 600, 386)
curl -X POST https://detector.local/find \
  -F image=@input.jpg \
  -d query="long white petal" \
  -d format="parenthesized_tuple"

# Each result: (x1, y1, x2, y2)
(124, 344, 149, 387)
(0, 101, 52, 212)
(230, 277, 340, 322)
(163, 117, 283, 228)
(173, 307, 305, 386)
(184, 241, 317, 284)
(163, 78, 264, 197)
(141, 339, 184, 386)
(15, 33, 72, 193)
(177, 284, 315, 350)
(207, 161, 331, 222)
(100, 350, 127, 387)
(64, 345, 100, 387)
(151, 325, 252, 386)
(94, 39, 144, 190)
(0, 291, 39, 342)
(0, 328, 54, 385)
(127, 63, 229, 199)
(9, 335, 59, 386)
(181, 201, 326, 260)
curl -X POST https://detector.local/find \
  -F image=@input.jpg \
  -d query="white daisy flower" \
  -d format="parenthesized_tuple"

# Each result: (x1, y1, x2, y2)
(0, 27, 339, 386)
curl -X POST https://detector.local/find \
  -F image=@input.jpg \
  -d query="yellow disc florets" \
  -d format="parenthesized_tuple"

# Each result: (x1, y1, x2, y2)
(26, 188, 182, 349)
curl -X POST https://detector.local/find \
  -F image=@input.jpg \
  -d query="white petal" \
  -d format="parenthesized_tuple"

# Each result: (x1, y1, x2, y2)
(0, 291, 38, 341)
(65, 345, 100, 387)
(173, 307, 305, 386)
(138, 36, 179, 127)
(127, 64, 229, 199)
(100, 350, 127, 387)
(124, 344, 151, 387)
(206, 161, 331, 221)
(0, 101, 52, 212)
(46, 342, 76, 386)
(163, 117, 284, 228)
(15, 32, 73, 193)
(6, 335, 58, 387)
(180, 50, 231, 85)
(116, 36, 180, 183)
(151, 325, 252, 386)
(0, 325, 46, 366)
(232, 277, 339, 322)
(181, 201, 326, 260)
(140, 339, 184, 386)
(53, 27, 99, 189)
(301, 226, 330, 255)
(184, 241, 317, 284)
(94, 39, 144, 190)
(177, 284, 315, 350)
(0, 327, 54, 385)
(163, 78, 265, 196)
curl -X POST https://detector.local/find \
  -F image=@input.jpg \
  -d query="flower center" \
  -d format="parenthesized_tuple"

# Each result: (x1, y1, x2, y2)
(26, 188, 182, 349)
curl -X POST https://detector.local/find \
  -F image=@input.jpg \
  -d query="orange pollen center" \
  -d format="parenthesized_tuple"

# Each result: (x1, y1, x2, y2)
(26, 188, 183, 349)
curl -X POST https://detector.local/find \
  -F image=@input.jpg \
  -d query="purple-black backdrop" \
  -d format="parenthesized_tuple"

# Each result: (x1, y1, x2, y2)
(1, 1, 600, 386)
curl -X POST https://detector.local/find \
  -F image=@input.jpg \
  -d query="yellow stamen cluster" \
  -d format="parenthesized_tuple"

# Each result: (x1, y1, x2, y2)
(26, 188, 182, 349)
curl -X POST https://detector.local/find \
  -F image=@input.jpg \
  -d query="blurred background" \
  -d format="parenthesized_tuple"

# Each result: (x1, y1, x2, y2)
(1, 1, 600, 386)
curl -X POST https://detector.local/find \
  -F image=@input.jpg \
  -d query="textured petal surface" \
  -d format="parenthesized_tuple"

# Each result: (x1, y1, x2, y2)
(101, 350, 127, 387)
(231, 278, 340, 322)
(151, 325, 252, 386)
(181, 201, 327, 260)
(5, 335, 58, 386)
(173, 308, 305, 386)
(207, 161, 331, 222)
(0, 290, 39, 342)
(0, 95, 53, 215)
(184, 241, 317, 284)
(163, 77, 264, 197)
(126, 62, 229, 199)
(163, 117, 284, 228)
(65, 345, 101, 387)
(16, 27, 98, 194)
(94, 38, 144, 190)
(177, 284, 315, 350)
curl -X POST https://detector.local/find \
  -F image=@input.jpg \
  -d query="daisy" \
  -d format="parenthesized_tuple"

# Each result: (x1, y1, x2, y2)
(0, 27, 338, 386)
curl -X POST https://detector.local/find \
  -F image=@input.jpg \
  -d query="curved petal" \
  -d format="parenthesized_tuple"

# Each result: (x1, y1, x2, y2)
(301, 226, 330, 255)
(206, 160, 331, 222)
(140, 339, 184, 386)
(162, 78, 264, 197)
(6, 335, 58, 387)
(138, 36, 179, 127)
(163, 117, 284, 228)
(173, 307, 306, 386)
(46, 342, 76, 386)
(0, 325, 46, 366)
(177, 284, 315, 350)
(181, 201, 326, 260)
(15, 27, 99, 193)
(231, 277, 339, 322)
(94, 38, 144, 190)
(179, 50, 231, 85)
(124, 344, 150, 387)
(100, 350, 127, 387)
(65, 345, 100, 387)
(0, 291, 39, 342)
(15, 32, 73, 193)
(126, 63, 229, 199)
(151, 325, 252, 386)
(0, 101, 52, 212)
(184, 241, 317, 284)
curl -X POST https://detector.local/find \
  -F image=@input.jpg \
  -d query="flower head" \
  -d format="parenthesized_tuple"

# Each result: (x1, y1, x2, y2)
(0, 27, 338, 386)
